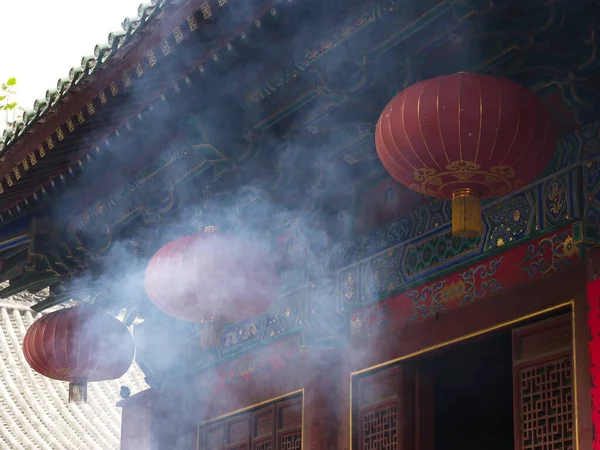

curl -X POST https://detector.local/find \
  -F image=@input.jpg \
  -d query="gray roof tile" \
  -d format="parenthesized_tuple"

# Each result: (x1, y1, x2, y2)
(0, 285, 148, 449)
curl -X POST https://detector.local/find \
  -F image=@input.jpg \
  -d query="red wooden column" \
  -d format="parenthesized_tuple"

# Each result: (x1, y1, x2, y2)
(303, 348, 351, 450)
(118, 389, 154, 450)
(588, 247, 600, 450)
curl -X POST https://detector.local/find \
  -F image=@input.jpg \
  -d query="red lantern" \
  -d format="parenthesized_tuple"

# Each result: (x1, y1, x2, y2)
(375, 73, 557, 238)
(145, 226, 279, 347)
(23, 306, 135, 404)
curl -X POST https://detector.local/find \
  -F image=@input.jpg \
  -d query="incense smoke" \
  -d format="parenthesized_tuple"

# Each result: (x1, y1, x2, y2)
(33, 0, 444, 448)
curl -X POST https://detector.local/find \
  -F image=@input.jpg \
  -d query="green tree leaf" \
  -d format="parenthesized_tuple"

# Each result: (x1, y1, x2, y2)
(1, 77, 21, 128)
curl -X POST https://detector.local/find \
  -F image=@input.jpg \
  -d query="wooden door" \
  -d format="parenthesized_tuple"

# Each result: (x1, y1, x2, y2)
(512, 314, 575, 450)
(355, 364, 434, 450)
(197, 395, 302, 450)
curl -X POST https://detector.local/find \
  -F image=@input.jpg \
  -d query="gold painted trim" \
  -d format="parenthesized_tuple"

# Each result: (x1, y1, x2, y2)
(0, 232, 29, 249)
(400, 89, 427, 168)
(457, 74, 463, 162)
(196, 388, 304, 450)
(417, 89, 441, 170)
(301, 386, 305, 450)
(452, 187, 478, 200)
(487, 77, 502, 161)
(436, 77, 451, 164)
(474, 75, 482, 164)
(348, 300, 579, 450)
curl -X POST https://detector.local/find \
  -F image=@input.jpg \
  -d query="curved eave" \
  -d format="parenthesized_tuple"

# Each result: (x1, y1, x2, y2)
(0, 0, 269, 221)
(0, 0, 227, 196)
(0, 0, 184, 153)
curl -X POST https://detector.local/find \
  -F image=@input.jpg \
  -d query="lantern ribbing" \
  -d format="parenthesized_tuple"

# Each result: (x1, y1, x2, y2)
(145, 228, 279, 349)
(22, 306, 135, 405)
(375, 73, 557, 237)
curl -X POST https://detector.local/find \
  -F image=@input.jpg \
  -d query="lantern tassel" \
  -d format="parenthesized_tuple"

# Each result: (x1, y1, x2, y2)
(68, 379, 88, 404)
(451, 189, 482, 238)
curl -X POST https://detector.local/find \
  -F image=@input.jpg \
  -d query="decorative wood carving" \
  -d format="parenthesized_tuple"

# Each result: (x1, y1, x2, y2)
(356, 366, 403, 450)
(197, 396, 302, 450)
(360, 405, 399, 450)
(354, 364, 433, 450)
(513, 314, 574, 450)
(278, 433, 301, 450)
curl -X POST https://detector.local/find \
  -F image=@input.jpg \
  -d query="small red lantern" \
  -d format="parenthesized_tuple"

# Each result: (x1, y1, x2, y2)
(375, 73, 557, 237)
(23, 306, 135, 404)
(145, 226, 279, 348)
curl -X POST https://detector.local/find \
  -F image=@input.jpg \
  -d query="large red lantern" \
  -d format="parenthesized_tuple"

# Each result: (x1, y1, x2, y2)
(375, 73, 557, 238)
(23, 306, 135, 404)
(145, 226, 279, 347)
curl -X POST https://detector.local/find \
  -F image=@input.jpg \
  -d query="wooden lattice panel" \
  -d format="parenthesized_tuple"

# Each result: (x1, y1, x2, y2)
(278, 432, 301, 450)
(358, 369, 399, 408)
(254, 409, 274, 440)
(517, 357, 573, 450)
(360, 405, 399, 450)
(514, 322, 571, 363)
(253, 440, 273, 450)
(356, 366, 403, 450)
(277, 402, 302, 431)
(198, 396, 302, 450)
(227, 416, 250, 446)
(513, 314, 574, 450)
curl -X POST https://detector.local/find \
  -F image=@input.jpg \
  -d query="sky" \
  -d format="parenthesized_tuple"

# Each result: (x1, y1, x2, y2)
(0, 0, 144, 130)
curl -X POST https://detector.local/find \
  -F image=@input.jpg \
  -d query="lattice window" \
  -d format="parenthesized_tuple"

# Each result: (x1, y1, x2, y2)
(278, 432, 301, 450)
(227, 416, 250, 447)
(360, 405, 398, 450)
(253, 441, 273, 450)
(356, 366, 403, 450)
(518, 358, 573, 450)
(255, 413, 274, 439)
(513, 314, 574, 450)
(198, 395, 302, 450)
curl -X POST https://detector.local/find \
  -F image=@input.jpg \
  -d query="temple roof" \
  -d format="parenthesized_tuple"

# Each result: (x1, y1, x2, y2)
(0, 0, 598, 389)
(0, 0, 182, 152)
(0, 0, 598, 306)
(0, 285, 148, 450)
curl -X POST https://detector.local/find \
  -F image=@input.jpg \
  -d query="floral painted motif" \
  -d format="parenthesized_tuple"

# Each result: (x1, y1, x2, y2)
(351, 302, 393, 337)
(486, 193, 533, 250)
(521, 233, 579, 277)
(351, 227, 579, 338)
(409, 258, 503, 321)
